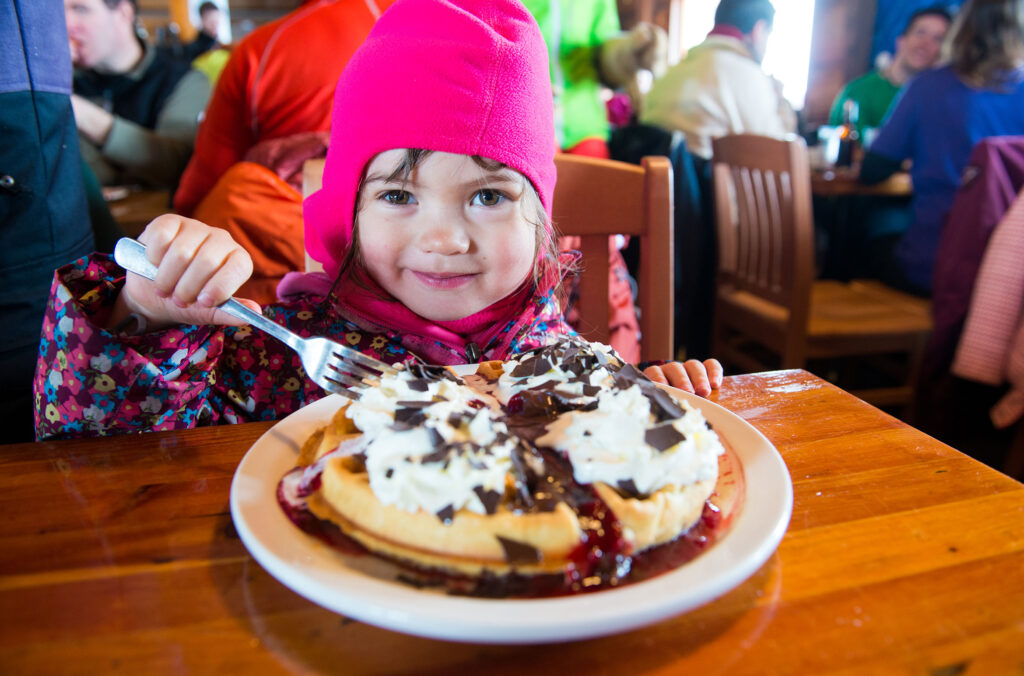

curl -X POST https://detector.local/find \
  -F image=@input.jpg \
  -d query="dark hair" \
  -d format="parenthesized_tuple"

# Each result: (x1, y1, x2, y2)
(903, 5, 954, 34)
(102, 0, 137, 10)
(714, 0, 776, 33)
(198, 1, 219, 16)
(949, 0, 1024, 88)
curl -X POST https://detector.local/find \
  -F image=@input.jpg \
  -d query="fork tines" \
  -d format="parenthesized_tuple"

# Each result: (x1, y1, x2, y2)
(335, 343, 399, 376)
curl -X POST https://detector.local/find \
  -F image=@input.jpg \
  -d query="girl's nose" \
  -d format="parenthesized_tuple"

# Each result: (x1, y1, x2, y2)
(417, 217, 470, 255)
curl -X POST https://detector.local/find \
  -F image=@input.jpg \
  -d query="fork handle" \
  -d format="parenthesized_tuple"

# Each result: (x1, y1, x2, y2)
(113, 238, 301, 350)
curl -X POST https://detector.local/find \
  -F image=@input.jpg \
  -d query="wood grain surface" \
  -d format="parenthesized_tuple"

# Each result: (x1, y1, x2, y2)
(3, 370, 1022, 674)
(811, 168, 913, 198)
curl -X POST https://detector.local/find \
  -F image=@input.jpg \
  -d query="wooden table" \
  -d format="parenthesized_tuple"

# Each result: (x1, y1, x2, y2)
(104, 187, 172, 238)
(811, 167, 913, 198)
(3, 370, 1023, 674)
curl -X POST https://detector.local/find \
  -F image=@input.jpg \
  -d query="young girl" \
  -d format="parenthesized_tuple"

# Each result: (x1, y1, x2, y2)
(34, 0, 721, 440)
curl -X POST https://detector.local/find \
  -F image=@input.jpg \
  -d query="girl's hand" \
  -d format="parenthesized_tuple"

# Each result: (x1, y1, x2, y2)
(643, 359, 724, 397)
(116, 215, 259, 331)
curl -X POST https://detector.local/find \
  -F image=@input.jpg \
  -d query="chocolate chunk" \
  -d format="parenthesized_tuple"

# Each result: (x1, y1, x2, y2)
(407, 379, 429, 392)
(421, 447, 449, 464)
(473, 486, 501, 515)
(511, 357, 537, 378)
(645, 423, 686, 451)
(616, 478, 641, 498)
(648, 388, 685, 421)
(496, 536, 541, 564)
(436, 504, 455, 525)
(532, 357, 551, 376)
(393, 408, 427, 428)
(395, 400, 432, 408)
(582, 384, 601, 397)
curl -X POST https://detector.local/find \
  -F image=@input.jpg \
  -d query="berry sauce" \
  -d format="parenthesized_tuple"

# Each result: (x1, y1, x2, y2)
(276, 445, 742, 599)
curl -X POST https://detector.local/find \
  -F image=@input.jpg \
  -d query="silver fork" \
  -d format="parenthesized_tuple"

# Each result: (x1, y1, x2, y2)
(113, 237, 396, 399)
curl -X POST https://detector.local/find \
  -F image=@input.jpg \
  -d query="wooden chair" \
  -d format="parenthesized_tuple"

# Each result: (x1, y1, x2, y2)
(552, 153, 674, 362)
(710, 133, 932, 409)
(302, 155, 676, 362)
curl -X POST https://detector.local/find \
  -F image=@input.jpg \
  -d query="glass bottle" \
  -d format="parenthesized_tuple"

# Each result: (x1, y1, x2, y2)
(835, 99, 860, 167)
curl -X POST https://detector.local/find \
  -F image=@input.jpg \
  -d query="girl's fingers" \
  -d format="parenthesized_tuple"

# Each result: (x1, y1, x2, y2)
(196, 248, 254, 307)
(703, 358, 724, 389)
(683, 359, 711, 396)
(661, 361, 695, 393)
(643, 364, 669, 385)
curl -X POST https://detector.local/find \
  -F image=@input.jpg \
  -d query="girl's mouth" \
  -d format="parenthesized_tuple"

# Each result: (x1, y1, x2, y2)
(411, 271, 476, 289)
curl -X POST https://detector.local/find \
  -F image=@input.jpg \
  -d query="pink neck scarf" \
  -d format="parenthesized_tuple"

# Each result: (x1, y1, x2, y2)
(278, 266, 546, 365)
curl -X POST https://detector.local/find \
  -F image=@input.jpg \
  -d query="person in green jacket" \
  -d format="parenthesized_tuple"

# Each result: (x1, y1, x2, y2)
(522, 0, 664, 157)
(829, 6, 952, 140)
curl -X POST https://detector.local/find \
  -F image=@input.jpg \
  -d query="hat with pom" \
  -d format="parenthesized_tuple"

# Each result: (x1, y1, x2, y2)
(303, 0, 557, 279)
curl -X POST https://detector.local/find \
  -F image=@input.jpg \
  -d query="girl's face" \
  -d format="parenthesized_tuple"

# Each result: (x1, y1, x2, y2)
(356, 150, 538, 322)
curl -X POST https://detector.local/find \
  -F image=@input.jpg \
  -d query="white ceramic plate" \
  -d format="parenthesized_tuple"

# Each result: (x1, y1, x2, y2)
(230, 383, 793, 644)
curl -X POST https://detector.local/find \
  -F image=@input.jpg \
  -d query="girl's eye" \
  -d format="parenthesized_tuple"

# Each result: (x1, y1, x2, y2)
(381, 190, 413, 205)
(472, 189, 506, 207)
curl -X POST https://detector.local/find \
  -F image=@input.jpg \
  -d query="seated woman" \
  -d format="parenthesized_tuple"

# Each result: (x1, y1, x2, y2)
(859, 0, 1024, 296)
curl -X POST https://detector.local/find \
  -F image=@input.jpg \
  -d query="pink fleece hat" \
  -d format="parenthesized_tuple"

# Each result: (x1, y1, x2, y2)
(303, 0, 557, 279)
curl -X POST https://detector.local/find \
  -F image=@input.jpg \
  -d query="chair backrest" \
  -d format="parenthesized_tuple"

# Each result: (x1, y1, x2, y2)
(301, 154, 675, 361)
(303, 159, 326, 273)
(711, 134, 815, 332)
(552, 153, 674, 361)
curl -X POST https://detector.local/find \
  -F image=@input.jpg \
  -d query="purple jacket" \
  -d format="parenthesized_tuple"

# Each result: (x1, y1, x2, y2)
(928, 136, 1024, 374)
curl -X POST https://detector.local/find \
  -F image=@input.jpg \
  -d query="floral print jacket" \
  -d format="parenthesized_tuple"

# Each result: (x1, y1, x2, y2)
(34, 255, 573, 440)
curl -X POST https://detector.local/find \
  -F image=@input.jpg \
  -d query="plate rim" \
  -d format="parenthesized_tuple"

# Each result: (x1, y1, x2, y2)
(230, 382, 793, 644)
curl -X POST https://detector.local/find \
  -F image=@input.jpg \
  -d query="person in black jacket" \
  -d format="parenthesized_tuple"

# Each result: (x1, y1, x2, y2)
(1, 0, 96, 443)
(66, 0, 210, 188)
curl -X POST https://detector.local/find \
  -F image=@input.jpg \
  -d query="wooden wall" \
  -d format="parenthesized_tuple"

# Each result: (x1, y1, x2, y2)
(804, 0, 878, 126)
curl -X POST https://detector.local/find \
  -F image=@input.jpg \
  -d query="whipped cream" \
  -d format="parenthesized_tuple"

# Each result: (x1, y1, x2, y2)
(535, 385, 723, 496)
(344, 365, 511, 517)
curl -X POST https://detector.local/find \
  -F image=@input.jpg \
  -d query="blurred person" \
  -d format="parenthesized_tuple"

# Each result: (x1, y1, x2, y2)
(170, 0, 394, 303)
(829, 6, 953, 139)
(523, 0, 665, 158)
(2, 0, 96, 443)
(66, 0, 211, 188)
(640, 0, 796, 160)
(184, 1, 222, 61)
(860, 0, 1024, 296)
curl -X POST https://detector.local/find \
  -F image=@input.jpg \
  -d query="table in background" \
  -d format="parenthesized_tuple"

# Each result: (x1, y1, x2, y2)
(811, 167, 912, 198)
(811, 167, 913, 280)
(2, 370, 1022, 674)
(103, 186, 171, 238)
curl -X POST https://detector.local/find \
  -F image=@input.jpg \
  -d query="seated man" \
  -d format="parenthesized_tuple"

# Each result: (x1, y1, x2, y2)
(829, 6, 951, 140)
(184, 1, 222, 61)
(640, 0, 796, 160)
(65, 0, 210, 188)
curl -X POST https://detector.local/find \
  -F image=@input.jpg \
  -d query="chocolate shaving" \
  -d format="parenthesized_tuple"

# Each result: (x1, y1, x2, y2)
(496, 536, 541, 564)
(436, 504, 455, 525)
(396, 400, 432, 408)
(617, 478, 642, 498)
(645, 423, 686, 451)
(421, 447, 449, 464)
(393, 408, 427, 428)
(473, 486, 501, 515)
(407, 379, 429, 392)
(648, 388, 685, 421)
(581, 384, 601, 397)
(511, 358, 537, 378)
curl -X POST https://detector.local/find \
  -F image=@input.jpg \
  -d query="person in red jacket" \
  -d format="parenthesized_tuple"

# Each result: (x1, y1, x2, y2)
(170, 0, 394, 303)
(173, 0, 394, 217)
